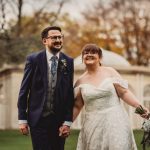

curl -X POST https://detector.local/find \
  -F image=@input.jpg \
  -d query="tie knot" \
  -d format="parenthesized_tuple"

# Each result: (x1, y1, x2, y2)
(50, 55, 58, 61)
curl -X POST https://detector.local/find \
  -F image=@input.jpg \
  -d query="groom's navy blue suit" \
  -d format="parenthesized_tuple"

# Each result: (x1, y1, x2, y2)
(18, 50, 74, 150)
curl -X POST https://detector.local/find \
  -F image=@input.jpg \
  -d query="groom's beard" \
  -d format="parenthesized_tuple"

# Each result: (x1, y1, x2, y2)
(48, 42, 63, 54)
(50, 47, 62, 54)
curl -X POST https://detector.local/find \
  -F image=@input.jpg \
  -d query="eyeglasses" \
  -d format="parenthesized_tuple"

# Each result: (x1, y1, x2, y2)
(46, 35, 64, 41)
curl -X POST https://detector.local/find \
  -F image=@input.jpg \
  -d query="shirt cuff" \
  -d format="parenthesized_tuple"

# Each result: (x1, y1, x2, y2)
(63, 121, 72, 127)
(18, 120, 28, 124)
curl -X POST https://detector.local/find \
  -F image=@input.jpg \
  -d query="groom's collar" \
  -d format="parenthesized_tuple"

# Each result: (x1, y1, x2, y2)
(46, 49, 60, 61)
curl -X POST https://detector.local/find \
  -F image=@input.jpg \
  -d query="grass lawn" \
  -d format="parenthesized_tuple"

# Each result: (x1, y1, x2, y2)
(0, 129, 146, 150)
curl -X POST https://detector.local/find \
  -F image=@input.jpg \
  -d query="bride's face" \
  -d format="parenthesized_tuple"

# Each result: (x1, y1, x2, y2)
(82, 50, 100, 66)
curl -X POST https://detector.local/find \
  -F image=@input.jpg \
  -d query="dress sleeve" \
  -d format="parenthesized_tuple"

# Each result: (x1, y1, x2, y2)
(74, 86, 81, 99)
(111, 77, 128, 89)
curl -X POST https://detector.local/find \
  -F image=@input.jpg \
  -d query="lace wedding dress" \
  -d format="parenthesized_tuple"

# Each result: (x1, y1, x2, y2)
(75, 77, 137, 150)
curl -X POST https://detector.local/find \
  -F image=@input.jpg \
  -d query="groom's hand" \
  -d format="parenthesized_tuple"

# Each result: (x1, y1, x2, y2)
(19, 123, 29, 136)
(59, 125, 70, 138)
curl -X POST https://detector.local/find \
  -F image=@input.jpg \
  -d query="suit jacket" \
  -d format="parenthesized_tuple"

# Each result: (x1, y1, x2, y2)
(18, 50, 74, 127)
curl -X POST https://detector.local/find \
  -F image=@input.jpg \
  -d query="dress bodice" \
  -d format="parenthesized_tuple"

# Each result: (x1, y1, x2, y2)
(75, 77, 128, 112)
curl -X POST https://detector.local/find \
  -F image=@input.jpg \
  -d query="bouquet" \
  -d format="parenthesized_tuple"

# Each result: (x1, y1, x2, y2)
(135, 105, 150, 150)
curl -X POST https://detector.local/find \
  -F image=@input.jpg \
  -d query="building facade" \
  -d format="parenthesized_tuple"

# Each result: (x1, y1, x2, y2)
(0, 50, 150, 129)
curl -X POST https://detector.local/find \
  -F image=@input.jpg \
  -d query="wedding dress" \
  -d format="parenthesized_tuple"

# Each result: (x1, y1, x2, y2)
(75, 77, 137, 150)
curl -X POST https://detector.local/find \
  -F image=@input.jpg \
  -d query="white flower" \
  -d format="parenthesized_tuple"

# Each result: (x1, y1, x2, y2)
(61, 59, 67, 67)
(60, 59, 67, 74)
(142, 119, 150, 132)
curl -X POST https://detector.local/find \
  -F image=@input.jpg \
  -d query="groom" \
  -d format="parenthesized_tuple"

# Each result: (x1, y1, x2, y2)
(17, 26, 74, 150)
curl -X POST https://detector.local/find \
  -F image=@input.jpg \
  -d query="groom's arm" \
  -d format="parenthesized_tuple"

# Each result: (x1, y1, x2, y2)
(59, 59, 74, 137)
(58, 58, 74, 138)
(18, 55, 34, 135)
(18, 55, 33, 120)
(64, 59, 74, 122)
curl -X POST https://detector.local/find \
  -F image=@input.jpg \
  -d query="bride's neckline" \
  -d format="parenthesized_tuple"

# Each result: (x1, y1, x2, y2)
(79, 77, 112, 89)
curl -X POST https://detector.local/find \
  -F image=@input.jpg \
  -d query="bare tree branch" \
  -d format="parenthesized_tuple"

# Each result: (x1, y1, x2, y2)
(16, 0, 23, 37)
(50, 0, 67, 25)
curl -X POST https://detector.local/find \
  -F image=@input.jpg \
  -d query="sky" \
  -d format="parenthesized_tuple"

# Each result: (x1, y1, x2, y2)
(21, 0, 107, 19)
(4, 0, 110, 23)
(61, 0, 99, 19)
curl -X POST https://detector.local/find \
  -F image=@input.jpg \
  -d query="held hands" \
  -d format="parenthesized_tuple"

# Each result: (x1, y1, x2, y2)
(59, 125, 70, 138)
(19, 123, 29, 136)
(135, 105, 150, 119)
(19, 123, 70, 137)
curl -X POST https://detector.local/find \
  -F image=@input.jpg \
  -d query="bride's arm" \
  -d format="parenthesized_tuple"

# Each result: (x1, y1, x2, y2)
(73, 87, 84, 121)
(114, 84, 149, 118)
(108, 67, 141, 108)
(109, 67, 149, 117)
(114, 84, 141, 108)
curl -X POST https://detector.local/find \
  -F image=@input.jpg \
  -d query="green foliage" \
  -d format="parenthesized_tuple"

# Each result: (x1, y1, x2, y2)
(0, 129, 146, 150)
(0, 11, 61, 66)
(0, 35, 43, 66)
(134, 130, 144, 150)
(0, 130, 32, 150)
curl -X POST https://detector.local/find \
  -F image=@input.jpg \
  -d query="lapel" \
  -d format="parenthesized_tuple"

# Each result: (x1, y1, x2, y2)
(37, 50, 48, 89)
(55, 52, 65, 89)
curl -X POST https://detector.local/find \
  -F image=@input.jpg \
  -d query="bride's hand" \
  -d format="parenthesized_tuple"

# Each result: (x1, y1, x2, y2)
(135, 105, 150, 119)
(140, 107, 150, 119)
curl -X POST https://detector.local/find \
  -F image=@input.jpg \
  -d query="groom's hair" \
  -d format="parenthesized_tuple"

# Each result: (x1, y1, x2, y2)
(41, 26, 62, 39)
(82, 43, 102, 58)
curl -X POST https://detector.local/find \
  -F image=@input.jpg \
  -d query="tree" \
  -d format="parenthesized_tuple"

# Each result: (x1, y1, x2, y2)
(0, 0, 68, 66)
(113, 0, 150, 66)
(79, 0, 150, 66)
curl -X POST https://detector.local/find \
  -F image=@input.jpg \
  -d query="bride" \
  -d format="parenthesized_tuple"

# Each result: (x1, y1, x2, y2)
(73, 43, 149, 150)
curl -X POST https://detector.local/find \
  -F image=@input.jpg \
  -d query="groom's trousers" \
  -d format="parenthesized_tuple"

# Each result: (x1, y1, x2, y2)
(30, 114, 65, 150)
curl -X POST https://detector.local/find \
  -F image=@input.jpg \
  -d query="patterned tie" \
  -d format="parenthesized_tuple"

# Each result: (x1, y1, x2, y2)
(50, 55, 58, 76)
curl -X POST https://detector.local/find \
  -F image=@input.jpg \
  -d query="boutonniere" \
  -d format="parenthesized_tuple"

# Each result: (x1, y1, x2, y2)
(60, 59, 68, 74)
